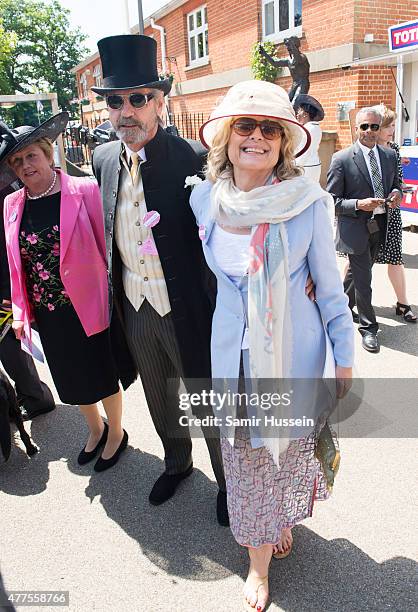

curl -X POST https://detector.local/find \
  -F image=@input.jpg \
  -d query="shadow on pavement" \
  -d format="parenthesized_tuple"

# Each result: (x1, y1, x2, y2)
(1, 407, 416, 611)
(402, 253, 418, 270)
(268, 526, 416, 611)
(0, 405, 83, 496)
(373, 306, 418, 357)
(0, 570, 15, 611)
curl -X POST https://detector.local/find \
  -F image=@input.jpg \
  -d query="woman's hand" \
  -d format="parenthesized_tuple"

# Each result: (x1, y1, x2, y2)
(335, 365, 352, 399)
(305, 273, 316, 302)
(12, 320, 25, 340)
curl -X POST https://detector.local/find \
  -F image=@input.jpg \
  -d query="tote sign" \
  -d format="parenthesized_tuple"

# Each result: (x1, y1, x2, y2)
(389, 20, 418, 53)
(400, 147, 418, 215)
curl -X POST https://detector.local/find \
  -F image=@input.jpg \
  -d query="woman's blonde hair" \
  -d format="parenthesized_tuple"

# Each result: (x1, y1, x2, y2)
(8, 137, 54, 169)
(374, 104, 397, 129)
(205, 117, 302, 183)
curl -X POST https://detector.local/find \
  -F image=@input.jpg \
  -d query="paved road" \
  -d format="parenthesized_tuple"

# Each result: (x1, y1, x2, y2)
(1, 231, 417, 612)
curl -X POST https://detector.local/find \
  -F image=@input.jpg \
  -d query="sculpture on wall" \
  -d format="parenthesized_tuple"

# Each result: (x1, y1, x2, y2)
(259, 37, 310, 103)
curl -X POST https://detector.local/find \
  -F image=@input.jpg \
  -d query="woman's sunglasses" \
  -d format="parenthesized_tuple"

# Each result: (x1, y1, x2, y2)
(358, 123, 380, 132)
(232, 118, 284, 140)
(106, 93, 154, 110)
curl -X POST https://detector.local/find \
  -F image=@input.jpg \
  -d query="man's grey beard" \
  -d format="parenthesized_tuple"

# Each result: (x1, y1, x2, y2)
(115, 118, 157, 146)
(116, 124, 148, 145)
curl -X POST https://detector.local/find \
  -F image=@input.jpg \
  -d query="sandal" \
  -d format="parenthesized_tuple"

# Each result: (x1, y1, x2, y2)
(272, 529, 293, 559)
(395, 302, 417, 323)
(243, 576, 269, 611)
(272, 544, 292, 560)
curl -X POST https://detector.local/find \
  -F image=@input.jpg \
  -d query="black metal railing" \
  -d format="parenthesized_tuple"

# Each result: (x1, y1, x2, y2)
(62, 117, 102, 169)
(62, 112, 207, 170)
(169, 112, 206, 141)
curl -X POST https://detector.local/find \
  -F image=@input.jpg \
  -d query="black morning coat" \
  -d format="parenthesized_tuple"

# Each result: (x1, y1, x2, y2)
(92, 126, 214, 388)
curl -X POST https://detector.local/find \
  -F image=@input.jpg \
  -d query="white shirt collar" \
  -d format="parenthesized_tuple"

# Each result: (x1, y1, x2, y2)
(357, 140, 378, 158)
(124, 144, 146, 163)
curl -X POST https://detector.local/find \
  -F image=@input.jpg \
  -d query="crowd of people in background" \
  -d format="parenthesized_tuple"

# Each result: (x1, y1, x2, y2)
(0, 34, 414, 612)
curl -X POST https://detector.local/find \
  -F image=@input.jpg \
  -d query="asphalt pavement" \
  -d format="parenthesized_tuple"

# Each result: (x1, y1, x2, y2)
(1, 231, 417, 612)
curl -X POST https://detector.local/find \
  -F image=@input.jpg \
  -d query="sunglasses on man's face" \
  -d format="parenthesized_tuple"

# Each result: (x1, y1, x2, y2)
(232, 118, 284, 140)
(358, 123, 380, 132)
(106, 93, 154, 110)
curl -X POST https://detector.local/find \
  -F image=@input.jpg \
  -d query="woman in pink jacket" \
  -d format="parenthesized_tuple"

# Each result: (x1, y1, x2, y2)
(0, 112, 127, 472)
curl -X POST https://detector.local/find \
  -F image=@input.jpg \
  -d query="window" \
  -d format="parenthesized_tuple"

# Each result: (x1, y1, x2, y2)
(93, 64, 102, 88)
(262, 0, 302, 41)
(187, 5, 208, 66)
(79, 72, 88, 99)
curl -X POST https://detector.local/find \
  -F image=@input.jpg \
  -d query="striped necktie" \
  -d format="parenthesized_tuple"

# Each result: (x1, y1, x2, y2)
(128, 153, 140, 182)
(368, 149, 384, 199)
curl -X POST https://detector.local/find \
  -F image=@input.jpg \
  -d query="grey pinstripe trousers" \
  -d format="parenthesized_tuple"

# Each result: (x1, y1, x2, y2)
(123, 296, 226, 490)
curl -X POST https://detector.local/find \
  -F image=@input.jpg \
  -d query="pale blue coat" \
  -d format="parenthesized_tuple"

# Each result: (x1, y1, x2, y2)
(190, 180, 354, 384)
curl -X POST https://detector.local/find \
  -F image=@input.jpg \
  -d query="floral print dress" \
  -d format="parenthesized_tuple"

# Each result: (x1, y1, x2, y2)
(19, 192, 119, 405)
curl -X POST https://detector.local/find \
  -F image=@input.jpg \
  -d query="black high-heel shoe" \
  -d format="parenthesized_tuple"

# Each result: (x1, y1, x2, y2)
(93, 430, 128, 472)
(77, 422, 108, 465)
(395, 302, 417, 323)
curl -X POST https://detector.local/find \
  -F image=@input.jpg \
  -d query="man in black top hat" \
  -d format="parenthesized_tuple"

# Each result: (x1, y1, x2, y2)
(91, 35, 228, 525)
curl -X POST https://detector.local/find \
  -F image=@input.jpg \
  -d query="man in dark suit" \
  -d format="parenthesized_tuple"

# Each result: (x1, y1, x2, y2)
(0, 182, 55, 419)
(327, 107, 402, 353)
(91, 35, 227, 525)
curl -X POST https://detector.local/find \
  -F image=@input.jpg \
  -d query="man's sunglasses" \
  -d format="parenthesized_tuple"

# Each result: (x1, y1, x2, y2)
(106, 93, 154, 110)
(232, 118, 284, 140)
(358, 123, 380, 132)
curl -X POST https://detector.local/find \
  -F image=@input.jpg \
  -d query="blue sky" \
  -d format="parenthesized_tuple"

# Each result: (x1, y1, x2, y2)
(58, 0, 168, 53)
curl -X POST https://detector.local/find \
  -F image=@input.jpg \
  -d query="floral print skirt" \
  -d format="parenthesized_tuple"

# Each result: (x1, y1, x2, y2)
(221, 426, 330, 548)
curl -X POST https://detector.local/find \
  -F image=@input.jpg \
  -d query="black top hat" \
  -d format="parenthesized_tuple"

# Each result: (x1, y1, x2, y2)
(294, 94, 325, 122)
(0, 112, 69, 190)
(91, 35, 172, 96)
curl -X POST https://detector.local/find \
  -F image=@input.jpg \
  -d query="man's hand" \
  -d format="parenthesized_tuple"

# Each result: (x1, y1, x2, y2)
(12, 320, 25, 340)
(305, 273, 315, 302)
(335, 365, 352, 399)
(386, 190, 402, 208)
(356, 198, 385, 212)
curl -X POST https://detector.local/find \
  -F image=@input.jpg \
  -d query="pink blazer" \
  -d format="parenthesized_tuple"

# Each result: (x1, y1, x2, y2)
(3, 171, 109, 339)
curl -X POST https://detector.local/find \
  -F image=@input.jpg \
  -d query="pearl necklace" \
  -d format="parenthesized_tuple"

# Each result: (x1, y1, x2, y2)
(26, 171, 57, 200)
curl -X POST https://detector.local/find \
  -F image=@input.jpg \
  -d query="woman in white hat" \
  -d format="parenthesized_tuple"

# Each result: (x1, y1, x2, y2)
(190, 81, 354, 611)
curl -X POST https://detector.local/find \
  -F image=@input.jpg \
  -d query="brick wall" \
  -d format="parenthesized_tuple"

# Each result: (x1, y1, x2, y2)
(353, 0, 418, 45)
(145, 0, 259, 83)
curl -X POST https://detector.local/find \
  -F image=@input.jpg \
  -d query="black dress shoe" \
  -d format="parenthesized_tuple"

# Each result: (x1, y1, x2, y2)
(20, 403, 56, 422)
(362, 333, 380, 353)
(93, 430, 128, 472)
(77, 422, 108, 465)
(216, 490, 229, 527)
(149, 464, 193, 505)
(352, 311, 359, 324)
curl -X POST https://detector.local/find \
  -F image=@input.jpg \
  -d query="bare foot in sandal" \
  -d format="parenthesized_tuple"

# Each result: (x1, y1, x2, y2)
(243, 544, 272, 610)
(273, 528, 293, 558)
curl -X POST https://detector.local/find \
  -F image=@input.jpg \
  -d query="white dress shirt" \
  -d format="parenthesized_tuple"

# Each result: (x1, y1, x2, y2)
(357, 141, 385, 214)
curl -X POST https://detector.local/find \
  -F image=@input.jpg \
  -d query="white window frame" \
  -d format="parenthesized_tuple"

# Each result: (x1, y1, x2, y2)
(262, 0, 302, 43)
(187, 5, 209, 68)
(93, 64, 102, 88)
(79, 72, 88, 99)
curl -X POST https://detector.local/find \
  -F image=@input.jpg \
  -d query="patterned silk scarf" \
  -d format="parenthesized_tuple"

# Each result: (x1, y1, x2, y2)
(211, 174, 334, 381)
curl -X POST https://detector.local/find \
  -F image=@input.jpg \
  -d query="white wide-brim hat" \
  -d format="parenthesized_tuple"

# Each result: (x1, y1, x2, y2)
(199, 80, 311, 158)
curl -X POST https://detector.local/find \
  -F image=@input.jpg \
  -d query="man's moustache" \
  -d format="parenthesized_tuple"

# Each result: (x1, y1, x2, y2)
(118, 122, 142, 128)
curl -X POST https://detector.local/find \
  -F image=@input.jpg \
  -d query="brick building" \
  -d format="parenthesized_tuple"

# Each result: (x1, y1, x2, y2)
(72, 0, 418, 150)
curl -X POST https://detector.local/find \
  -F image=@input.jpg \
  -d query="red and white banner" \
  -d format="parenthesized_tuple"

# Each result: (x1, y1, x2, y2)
(389, 20, 418, 53)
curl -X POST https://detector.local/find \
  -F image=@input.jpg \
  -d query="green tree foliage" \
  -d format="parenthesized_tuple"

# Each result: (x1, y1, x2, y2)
(0, 0, 88, 122)
(250, 41, 282, 83)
